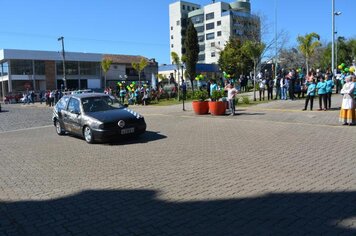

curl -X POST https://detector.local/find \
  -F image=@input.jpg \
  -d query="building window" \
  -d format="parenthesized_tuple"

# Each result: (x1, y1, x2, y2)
(211, 52, 216, 57)
(217, 20, 221, 26)
(182, 5, 185, 10)
(171, 26, 173, 30)
(192, 7, 195, 10)
(171, 44, 174, 48)
(198, 54, 205, 61)
(171, 35, 173, 39)
(191, 14, 204, 24)
(176, 20, 180, 26)
(187, 6, 190, 11)
(195, 26, 204, 33)
(10, 60, 33, 75)
(34, 61, 45, 75)
(1, 62, 9, 76)
(211, 42, 215, 47)
(206, 22, 214, 30)
(206, 12, 214, 20)
(217, 31, 222, 37)
(199, 45, 205, 52)
(80, 62, 100, 76)
(198, 35, 205, 42)
(206, 32, 215, 40)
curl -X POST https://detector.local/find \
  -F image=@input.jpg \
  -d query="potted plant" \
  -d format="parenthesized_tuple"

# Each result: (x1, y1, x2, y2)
(192, 90, 209, 115)
(209, 90, 227, 115)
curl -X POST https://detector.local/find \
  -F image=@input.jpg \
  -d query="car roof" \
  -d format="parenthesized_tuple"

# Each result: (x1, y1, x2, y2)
(67, 93, 110, 99)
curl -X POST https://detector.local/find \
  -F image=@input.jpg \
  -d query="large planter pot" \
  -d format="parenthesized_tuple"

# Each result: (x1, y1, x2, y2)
(192, 101, 209, 115)
(208, 101, 226, 115)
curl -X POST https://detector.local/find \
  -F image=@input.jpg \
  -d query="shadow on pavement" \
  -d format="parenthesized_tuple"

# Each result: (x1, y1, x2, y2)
(1, 189, 356, 235)
(235, 112, 265, 116)
(107, 131, 167, 146)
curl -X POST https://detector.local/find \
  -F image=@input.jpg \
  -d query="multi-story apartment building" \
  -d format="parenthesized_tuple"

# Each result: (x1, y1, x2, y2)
(169, 0, 260, 64)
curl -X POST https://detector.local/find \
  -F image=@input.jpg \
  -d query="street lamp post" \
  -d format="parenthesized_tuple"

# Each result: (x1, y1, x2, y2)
(181, 64, 185, 111)
(58, 36, 66, 89)
(274, 0, 278, 81)
(331, 0, 342, 76)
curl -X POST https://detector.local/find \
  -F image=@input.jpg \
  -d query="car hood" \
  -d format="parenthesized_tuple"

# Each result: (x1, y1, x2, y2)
(86, 108, 142, 123)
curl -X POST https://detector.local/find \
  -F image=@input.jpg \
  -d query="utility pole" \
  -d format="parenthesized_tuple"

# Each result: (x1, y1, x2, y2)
(58, 36, 66, 89)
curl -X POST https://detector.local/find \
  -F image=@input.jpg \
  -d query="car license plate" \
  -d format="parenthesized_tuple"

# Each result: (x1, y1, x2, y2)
(121, 127, 135, 135)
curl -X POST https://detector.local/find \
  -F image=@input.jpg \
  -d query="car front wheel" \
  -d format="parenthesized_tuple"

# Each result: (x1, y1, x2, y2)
(55, 120, 65, 135)
(83, 126, 94, 144)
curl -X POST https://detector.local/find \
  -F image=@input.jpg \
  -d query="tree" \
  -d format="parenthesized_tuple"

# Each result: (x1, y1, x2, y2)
(242, 40, 266, 101)
(297, 32, 321, 73)
(131, 58, 148, 86)
(183, 20, 199, 92)
(101, 59, 112, 88)
(171, 52, 182, 99)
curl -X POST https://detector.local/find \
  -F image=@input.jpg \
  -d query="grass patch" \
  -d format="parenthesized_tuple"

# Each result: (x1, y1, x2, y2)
(150, 99, 192, 106)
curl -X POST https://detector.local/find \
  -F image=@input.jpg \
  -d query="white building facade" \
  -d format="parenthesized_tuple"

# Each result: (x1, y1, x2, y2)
(169, 0, 260, 64)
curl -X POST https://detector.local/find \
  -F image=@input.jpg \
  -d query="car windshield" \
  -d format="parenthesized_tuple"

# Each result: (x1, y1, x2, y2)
(81, 96, 122, 112)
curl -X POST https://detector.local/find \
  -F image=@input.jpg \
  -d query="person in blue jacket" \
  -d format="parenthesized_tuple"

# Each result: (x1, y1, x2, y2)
(325, 74, 334, 110)
(316, 76, 327, 111)
(303, 79, 316, 111)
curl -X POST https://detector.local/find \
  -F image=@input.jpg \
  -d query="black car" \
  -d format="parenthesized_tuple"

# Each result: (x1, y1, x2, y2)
(52, 93, 146, 143)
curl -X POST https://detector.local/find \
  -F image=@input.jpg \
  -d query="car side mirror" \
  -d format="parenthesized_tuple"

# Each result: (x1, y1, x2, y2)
(70, 109, 80, 115)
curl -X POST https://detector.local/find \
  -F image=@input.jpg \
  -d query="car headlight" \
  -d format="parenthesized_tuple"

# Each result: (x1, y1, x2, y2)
(91, 121, 103, 129)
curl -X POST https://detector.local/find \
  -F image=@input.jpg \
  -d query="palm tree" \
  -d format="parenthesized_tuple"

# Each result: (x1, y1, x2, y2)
(297, 32, 321, 73)
(171, 52, 182, 99)
(131, 58, 148, 86)
(101, 59, 112, 89)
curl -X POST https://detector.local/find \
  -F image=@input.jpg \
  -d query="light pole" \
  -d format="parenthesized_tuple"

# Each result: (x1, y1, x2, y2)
(332, 0, 342, 76)
(181, 64, 185, 111)
(58, 36, 66, 89)
(274, 0, 278, 81)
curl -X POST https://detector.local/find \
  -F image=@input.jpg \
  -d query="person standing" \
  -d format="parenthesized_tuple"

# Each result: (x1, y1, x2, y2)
(224, 83, 238, 115)
(210, 80, 218, 100)
(280, 76, 287, 100)
(258, 77, 266, 101)
(266, 76, 274, 100)
(316, 76, 327, 111)
(339, 75, 355, 125)
(325, 74, 334, 110)
(274, 75, 281, 100)
(302, 79, 316, 111)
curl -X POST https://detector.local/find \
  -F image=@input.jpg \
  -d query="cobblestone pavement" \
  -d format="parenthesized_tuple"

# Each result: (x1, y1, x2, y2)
(0, 97, 356, 235)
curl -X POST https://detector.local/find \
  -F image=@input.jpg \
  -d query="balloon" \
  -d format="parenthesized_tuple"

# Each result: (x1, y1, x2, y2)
(341, 63, 345, 68)
(345, 68, 349, 72)
(349, 67, 355, 73)
(338, 65, 343, 70)
(126, 86, 130, 90)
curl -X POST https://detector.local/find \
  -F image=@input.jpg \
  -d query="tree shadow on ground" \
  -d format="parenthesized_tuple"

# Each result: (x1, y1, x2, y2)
(1, 189, 356, 235)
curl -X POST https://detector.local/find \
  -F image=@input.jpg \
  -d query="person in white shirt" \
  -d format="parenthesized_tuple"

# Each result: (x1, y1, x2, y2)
(224, 83, 238, 116)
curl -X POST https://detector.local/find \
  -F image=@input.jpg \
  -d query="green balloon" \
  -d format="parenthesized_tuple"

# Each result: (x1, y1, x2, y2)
(345, 68, 349, 72)
(341, 63, 345, 67)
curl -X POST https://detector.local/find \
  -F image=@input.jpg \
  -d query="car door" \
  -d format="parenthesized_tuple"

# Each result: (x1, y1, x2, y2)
(65, 98, 82, 135)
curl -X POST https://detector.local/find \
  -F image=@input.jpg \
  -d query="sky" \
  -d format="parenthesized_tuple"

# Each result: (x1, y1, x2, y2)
(0, 0, 354, 65)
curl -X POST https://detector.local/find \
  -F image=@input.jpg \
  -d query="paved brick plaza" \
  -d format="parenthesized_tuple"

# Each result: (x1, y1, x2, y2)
(0, 96, 356, 235)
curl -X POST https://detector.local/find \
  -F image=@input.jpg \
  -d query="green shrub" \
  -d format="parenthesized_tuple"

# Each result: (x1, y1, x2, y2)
(242, 96, 250, 104)
(211, 90, 224, 101)
(193, 90, 208, 101)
